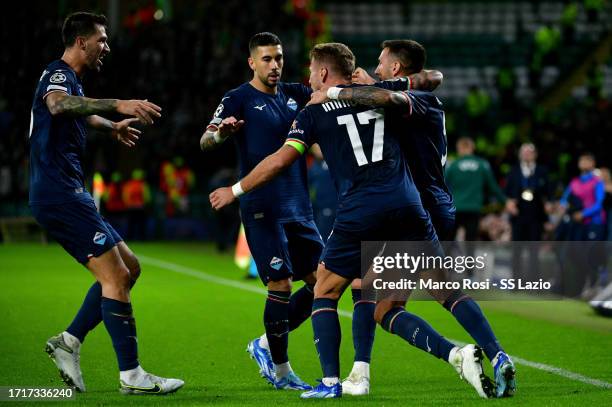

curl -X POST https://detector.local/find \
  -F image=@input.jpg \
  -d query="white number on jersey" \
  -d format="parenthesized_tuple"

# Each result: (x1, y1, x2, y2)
(337, 109, 385, 166)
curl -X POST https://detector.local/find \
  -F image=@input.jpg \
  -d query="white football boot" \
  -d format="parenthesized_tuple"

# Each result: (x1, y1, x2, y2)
(449, 344, 495, 398)
(119, 366, 184, 395)
(45, 332, 86, 392)
(341, 362, 370, 396)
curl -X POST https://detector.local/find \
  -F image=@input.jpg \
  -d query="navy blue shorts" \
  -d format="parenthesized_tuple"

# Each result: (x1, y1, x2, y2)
(428, 203, 456, 241)
(322, 205, 440, 280)
(244, 219, 324, 285)
(31, 199, 122, 265)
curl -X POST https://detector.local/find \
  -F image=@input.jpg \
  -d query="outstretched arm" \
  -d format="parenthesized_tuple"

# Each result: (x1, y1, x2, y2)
(209, 145, 301, 210)
(200, 116, 244, 151)
(45, 92, 161, 124)
(87, 115, 142, 148)
(308, 86, 411, 107)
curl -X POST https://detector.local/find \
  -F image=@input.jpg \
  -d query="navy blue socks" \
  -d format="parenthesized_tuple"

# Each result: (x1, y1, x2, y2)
(381, 307, 455, 361)
(351, 289, 376, 363)
(101, 297, 139, 371)
(288, 284, 314, 331)
(264, 290, 291, 364)
(67, 282, 102, 343)
(311, 298, 341, 378)
(443, 290, 503, 361)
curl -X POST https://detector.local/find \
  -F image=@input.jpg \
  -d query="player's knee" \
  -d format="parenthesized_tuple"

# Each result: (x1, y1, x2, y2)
(109, 264, 132, 290)
(374, 301, 401, 325)
(268, 278, 292, 292)
(125, 256, 141, 281)
(313, 282, 342, 300)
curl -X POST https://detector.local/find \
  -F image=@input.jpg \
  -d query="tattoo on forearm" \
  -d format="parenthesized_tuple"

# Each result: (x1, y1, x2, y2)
(338, 86, 409, 107)
(49, 95, 117, 116)
(338, 87, 395, 107)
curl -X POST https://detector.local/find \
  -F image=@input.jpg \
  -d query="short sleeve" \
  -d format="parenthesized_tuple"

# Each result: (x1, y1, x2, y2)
(285, 108, 316, 155)
(282, 83, 313, 109)
(41, 69, 75, 100)
(208, 91, 241, 128)
(403, 91, 430, 117)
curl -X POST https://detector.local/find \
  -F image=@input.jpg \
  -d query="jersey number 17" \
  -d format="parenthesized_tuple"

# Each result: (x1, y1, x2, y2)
(337, 109, 385, 167)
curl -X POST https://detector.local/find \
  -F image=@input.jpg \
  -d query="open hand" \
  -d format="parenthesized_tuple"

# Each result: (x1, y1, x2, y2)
(112, 118, 141, 147)
(209, 187, 236, 210)
(117, 99, 162, 125)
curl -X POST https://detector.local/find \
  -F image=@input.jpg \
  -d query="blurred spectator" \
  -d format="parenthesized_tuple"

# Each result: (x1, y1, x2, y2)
(307, 145, 336, 242)
(173, 156, 196, 216)
(505, 143, 553, 279)
(599, 167, 612, 240)
(558, 153, 607, 296)
(103, 171, 127, 229)
(446, 137, 507, 243)
(122, 169, 151, 241)
(159, 158, 195, 218)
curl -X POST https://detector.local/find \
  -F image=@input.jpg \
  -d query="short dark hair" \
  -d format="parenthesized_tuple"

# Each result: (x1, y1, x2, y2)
(309, 42, 355, 79)
(249, 32, 282, 53)
(579, 152, 596, 161)
(381, 39, 426, 74)
(62, 12, 107, 47)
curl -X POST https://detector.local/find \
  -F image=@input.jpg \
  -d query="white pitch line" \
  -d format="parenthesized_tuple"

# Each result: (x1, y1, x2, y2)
(139, 255, 612, 390)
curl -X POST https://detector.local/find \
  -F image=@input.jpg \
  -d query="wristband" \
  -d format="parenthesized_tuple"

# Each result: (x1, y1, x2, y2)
(327, 87, 342, 100)
(231, 182, 244, 197)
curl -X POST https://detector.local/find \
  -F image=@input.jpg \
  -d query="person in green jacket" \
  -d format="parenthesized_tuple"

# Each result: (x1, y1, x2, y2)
(445, 137, 507, 242)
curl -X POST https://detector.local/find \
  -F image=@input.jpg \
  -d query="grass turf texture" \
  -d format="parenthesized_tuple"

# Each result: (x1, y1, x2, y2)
(0, 242, 610, 406)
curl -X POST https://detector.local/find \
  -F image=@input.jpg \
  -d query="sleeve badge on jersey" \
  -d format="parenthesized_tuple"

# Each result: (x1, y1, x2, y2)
(49, 72, 67, 84)
(213, 103, 224, 118)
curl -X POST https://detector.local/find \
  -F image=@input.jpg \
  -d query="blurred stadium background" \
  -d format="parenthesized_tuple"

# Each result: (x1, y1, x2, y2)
(0, 1, 611, 404)
(1, 0, 611, 244)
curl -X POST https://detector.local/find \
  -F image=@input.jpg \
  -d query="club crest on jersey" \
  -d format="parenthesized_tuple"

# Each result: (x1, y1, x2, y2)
(93, 232, 107, 245)
(269, 257, 284, 270)
(49, 72, 67, 84)
(287, 98, 297, 111)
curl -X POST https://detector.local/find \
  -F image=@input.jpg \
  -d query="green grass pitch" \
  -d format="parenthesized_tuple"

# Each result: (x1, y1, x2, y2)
(0, 242, 610, 406)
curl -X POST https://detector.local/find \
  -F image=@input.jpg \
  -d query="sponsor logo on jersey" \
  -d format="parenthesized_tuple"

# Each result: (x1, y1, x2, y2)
(254, 104, 267, 111)
(93, 232, 107, 245)
(287, 98, 297, 111)
(270, 257, 284, 270)
(288, 120, 304, 135)
(49, 72, 67, 84)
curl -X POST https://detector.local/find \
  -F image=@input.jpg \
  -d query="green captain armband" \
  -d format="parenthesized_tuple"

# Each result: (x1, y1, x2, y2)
(285, 139, 307, 155)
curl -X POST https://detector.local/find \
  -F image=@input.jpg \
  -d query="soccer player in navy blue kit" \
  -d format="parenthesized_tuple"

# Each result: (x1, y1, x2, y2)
(200, 32, 322, 390)
(30, 12, 183, 394)
(320, 40, 516, 398)
(210, 42, 495, 399)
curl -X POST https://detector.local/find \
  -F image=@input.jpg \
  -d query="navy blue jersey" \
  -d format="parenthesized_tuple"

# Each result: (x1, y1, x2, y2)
(400, 90, 453, 208)
(29, 60, 90, 205)
(209, 82, 314, 225)
(285, 88, 422, 233)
